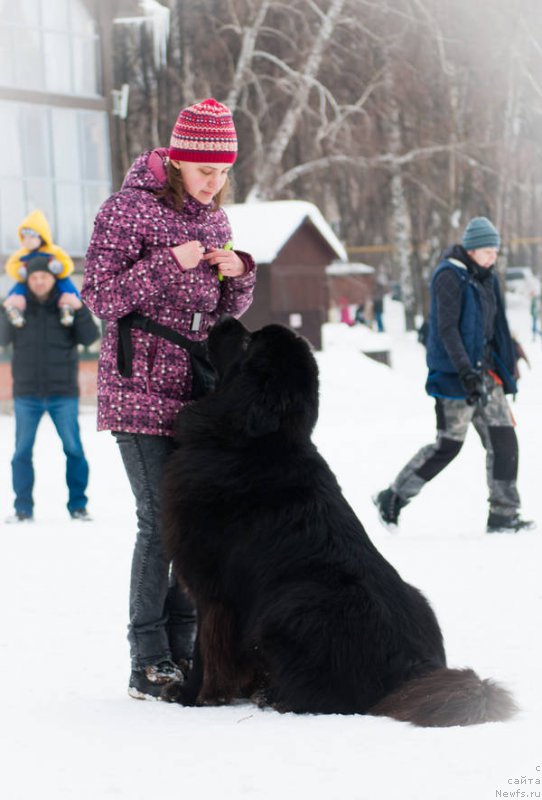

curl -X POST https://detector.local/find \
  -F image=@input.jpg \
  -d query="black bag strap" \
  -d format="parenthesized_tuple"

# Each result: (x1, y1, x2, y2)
(117, 312, 208, 378)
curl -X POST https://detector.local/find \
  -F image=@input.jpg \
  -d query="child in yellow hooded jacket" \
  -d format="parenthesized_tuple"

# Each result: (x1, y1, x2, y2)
(3, 209, 80, 327)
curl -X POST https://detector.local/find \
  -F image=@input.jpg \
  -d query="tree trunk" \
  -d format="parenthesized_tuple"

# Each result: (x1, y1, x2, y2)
(225, 0, 272, 113)
(382, 62, 416, 331)
(494, 14, 523, 275)
(246, 0, 346, 200)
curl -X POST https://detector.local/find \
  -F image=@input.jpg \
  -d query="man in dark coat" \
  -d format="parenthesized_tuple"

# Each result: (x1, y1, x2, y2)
(0, 254, 100, 522)
(374, 217, 534, 534)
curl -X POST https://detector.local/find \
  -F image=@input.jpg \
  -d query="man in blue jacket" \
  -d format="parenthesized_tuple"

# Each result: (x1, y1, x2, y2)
(374, 217, 533, 534)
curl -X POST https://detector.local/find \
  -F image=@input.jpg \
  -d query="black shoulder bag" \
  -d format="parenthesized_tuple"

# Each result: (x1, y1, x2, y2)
(117, 312, 216, 400)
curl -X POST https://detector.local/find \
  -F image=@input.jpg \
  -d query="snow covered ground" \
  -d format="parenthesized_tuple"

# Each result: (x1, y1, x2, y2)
(0, 299, 540, 800)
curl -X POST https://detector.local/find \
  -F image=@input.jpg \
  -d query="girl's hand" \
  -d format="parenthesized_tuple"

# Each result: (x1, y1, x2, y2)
(171, 240, 205, 270)
(203, 248, 245, 278)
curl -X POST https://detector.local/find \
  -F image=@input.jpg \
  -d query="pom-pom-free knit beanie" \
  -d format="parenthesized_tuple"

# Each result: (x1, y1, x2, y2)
(462, 217, 501, 250)
(169, 98, 238, 164)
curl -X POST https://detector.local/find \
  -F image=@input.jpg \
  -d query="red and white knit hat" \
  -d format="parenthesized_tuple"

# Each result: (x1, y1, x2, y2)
(169, 98, 238, 164)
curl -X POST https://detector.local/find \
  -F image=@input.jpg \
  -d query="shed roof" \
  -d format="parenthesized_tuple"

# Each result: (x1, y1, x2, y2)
(326, 261, 375, 276)
(224, 200, 348, 264)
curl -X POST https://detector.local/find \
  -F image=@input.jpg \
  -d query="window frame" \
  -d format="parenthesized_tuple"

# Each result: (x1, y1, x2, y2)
(0, 0, 101, 97)
(0, 100, 111, 257)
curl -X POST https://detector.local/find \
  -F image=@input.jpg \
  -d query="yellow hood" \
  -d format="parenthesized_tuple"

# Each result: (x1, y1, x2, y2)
(6, 209, 74, 282)
(18, 209, 53, 247)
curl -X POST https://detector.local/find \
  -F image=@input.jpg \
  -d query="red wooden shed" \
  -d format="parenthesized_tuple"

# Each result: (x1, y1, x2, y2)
(225, 201, 348, 350)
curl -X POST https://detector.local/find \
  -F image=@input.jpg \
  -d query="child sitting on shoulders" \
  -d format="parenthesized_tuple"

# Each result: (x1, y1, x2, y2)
(3, 209, 79, 327)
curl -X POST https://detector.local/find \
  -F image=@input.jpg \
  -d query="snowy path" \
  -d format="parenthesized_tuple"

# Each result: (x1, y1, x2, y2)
(0, 300, 540, 800)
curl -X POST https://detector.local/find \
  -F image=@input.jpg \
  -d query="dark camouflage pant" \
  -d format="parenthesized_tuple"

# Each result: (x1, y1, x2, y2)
(392, 379, 520, 517)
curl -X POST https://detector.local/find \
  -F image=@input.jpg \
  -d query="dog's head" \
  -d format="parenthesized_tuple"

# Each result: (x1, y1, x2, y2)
(206, 316, 319, 440)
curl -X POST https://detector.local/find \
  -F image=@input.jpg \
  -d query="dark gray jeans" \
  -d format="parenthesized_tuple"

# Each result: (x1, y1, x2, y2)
(113, 432, 196, 670)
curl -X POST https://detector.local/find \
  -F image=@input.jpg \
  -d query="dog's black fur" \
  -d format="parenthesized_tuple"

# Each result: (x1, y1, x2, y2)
(162, 317, 517, 725)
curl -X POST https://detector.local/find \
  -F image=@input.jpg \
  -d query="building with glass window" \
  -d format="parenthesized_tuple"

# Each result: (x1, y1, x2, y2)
(0, 0, 116, 285)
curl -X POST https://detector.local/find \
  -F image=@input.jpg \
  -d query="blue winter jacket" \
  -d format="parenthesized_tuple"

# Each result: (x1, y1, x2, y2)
(425, 254, 517, 399)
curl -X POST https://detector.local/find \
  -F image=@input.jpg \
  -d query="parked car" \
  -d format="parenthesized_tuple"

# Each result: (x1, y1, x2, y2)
(505, 267, 540, 298)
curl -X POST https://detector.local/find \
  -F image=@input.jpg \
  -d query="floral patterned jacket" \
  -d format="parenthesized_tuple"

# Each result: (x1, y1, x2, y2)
(82, 148, 256, 436)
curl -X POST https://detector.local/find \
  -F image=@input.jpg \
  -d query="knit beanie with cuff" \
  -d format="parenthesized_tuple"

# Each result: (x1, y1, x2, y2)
(168, 98, 238, 164)
(462, 217, 501, 250)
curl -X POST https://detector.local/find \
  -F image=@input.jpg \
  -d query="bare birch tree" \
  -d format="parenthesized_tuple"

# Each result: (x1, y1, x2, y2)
(111, 0, 542, 282)
(244, 0, 347, 199)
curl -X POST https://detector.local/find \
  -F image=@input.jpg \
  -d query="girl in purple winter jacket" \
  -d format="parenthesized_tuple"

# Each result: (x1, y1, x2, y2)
(82, 98, 256, 701)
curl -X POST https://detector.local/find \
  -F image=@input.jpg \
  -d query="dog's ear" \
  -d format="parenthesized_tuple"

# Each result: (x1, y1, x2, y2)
(207, 315, 249, 380)
(223, 323, 319, 439)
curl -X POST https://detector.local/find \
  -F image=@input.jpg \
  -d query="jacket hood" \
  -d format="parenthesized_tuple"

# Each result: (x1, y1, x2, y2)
(442, 243, 465, 263)
(121, 148, 170, 192)
(18, 209, 53, 246)
(121, 148, 216, 214)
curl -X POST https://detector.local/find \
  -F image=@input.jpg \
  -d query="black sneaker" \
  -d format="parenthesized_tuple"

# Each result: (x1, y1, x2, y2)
(373, 488, 408, 528)
(486, 513, 536, 534)
(128, 659, 185, 701)
(5, 511, 33, 523)
(70, 508, 92, 521)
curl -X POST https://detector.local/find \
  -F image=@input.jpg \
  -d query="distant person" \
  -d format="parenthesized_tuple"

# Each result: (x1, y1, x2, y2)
(372, 277, 387, 332)
(3, 209, 80, 328)
(354, 302, 368, 326)
(373, 217, 534, 534)
(0, 254, 100, 523)
(530, 292, 540, 341)
(82, 98, 256, 702)
(339, 297, 354, 326)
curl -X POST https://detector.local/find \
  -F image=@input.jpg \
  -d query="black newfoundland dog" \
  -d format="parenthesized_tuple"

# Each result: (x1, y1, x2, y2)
(162, 317, 516, 726)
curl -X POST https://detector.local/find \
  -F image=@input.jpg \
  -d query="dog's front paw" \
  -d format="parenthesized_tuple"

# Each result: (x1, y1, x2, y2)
(250, 687, 271, 708)
(162, 681, 199, 705)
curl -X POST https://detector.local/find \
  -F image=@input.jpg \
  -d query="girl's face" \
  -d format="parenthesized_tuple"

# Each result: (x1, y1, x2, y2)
(171, 160, 231, 204)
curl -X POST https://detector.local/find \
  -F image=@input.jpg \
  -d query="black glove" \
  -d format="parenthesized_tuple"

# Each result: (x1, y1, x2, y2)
(459, 369, 486, 406)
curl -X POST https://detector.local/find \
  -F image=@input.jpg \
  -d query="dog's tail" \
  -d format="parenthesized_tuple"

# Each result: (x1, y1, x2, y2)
(369, 667, 518, 727)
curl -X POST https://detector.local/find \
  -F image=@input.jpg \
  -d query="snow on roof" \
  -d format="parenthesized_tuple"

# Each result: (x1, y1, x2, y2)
(224, 200, 348, 264)
(326, 261, 375, 276)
